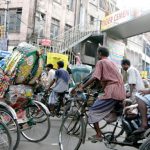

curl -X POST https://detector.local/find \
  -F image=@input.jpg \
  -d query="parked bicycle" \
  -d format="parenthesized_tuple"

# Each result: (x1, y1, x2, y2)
(0, 121, 12, 150)
(0, 102, 20, 150)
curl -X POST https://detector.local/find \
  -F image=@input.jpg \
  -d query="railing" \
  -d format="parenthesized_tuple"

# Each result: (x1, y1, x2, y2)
(32, 21, 101, 64)
(51, 20, 100, 52)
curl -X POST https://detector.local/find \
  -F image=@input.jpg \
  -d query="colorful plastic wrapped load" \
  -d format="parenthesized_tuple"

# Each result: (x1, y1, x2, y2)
(15, 51, 38, 84)
(6, 85, 33, 106)
(4, 42, 45, 85)
(28, 55, 45, 85)
(71, 65, 92, 84)
(4, 50, 23, 76)
(0, 72, 10, 98)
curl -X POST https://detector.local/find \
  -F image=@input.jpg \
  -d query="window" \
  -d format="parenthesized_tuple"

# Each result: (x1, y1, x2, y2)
(99, 0, 107, 11)
(99, 0, 117, 13)
(54, 0, 61, 4)
(0, 8, 22, 33)
(85, 41, 97, 57)
(65, 24, 72, 32)
(9, 8, 22, 33)
(0, 11, 4, 25)
(90, 0, 97, 6)
(90, 16, 94, 25)
(67, 0, 74, 11)
(35, 12, 45, 37)
(50, 18, 60, 38)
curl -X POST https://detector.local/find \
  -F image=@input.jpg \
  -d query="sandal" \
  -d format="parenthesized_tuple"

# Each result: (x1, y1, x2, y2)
(88, 135, 97, 140)
(88, 135, 103, 143)
(91, 136, 103, 143)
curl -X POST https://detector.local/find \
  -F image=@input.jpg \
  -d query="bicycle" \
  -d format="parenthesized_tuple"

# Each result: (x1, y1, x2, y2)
(1, 88, 51, 149)
(35, 89, 70, 118)
(139, 138, 150, 150)
(59, 91, 124, 150)
(0, 102, 20, 150)
(0, 121, 12, 150)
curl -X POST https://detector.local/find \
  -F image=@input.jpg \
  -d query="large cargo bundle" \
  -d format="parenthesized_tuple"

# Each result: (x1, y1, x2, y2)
(4, 42, 45, 85)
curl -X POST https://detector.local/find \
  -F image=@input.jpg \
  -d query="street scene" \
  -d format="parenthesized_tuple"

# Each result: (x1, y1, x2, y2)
(1, 0, 150, 150)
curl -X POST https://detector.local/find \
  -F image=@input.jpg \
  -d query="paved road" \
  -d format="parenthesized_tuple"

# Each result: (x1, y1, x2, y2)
(17, 118, 138, 150)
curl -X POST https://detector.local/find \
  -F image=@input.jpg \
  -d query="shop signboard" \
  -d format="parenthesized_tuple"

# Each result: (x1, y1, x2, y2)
(47, 52, 68, 70)
(101, 8, 141, 31)
(40, 39, 51, 46)
(107, 38, 125, 65)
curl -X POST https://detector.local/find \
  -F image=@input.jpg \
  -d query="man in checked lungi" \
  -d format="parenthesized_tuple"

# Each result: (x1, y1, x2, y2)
(80, 46, 126, 142)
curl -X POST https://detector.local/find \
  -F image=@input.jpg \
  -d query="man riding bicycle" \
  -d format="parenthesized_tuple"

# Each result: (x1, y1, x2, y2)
(48, 61, 70, 115)
(79, 46, 126, 142)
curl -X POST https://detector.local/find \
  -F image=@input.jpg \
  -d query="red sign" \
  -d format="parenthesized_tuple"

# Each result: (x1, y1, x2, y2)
(40, 39, 51, 46)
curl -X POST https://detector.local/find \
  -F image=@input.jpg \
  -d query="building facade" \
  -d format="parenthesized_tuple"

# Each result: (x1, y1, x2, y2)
(0, 0, 117, 51)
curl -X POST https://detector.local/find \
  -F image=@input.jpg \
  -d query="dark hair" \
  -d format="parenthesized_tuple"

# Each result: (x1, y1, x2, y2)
(97, 47, 109, 57)
(121, 59, 131, 66)
(57, 61, 64, 68)
(46, 64, 53, 69)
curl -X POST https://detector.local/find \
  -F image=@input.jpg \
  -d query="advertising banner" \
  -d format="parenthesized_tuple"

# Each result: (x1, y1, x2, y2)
(107, 38, 125, 65)
(47, 53, 68, 70)
(101, 8, 141, 31)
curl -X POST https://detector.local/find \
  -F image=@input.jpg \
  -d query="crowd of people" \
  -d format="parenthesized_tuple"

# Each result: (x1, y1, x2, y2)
(40, 46, 150, 143)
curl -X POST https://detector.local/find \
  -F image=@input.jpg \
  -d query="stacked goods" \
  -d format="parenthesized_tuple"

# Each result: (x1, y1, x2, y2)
(15, 51, 38, 84)
(6, 85, 33, 109)
(0, 72, 10, 98)
(28, 55, 45, 85)
(0, 43, 45, 104)
(4, 42, 45, 85)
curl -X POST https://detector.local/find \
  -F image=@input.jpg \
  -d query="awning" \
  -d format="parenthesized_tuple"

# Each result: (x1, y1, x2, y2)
(102, 12, 150, 39)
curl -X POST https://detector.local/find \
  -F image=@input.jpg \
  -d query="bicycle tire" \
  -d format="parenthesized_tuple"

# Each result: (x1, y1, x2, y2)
(59, 113, 84, 150)
(0, 108, 20, 150)
(139, 139, 150, 150)
(21, 103, 50, 142)
(0, 121, 12, 150)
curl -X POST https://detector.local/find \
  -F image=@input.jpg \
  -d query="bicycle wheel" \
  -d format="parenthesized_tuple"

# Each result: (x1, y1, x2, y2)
(0, 122, 12, 150)
(59, 113, 84, 150)
(21, 103, 50, 142)
(0, 109, 20, 150)
(139, 139, 150, 150)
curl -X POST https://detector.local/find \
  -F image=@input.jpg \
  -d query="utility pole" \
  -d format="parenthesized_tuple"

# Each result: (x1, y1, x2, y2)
(32, 0, 38, 43)
(4, 0, 10, 50)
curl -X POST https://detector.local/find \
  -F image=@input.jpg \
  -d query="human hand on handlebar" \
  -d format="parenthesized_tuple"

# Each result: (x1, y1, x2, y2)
(126, 92, 131, 98)
(139, 89, 150, 96)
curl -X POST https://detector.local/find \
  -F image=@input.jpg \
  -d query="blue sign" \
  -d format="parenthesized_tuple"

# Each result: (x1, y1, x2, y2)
(0, 50, 11, 58)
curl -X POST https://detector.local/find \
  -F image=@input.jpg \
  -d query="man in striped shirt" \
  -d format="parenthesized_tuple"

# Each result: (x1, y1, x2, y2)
(80, 47, 126, 142)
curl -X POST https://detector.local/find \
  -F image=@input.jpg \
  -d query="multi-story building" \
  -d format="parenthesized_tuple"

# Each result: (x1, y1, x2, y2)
(0, 0, 117, 52)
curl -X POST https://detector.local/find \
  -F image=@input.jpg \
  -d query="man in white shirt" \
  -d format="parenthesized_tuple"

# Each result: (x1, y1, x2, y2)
(121, 59, 144, 103)
(46, 64, 55, 89)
